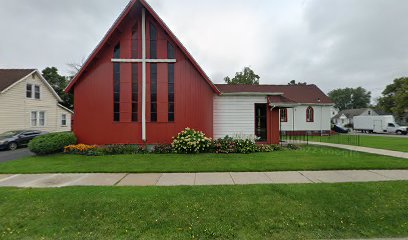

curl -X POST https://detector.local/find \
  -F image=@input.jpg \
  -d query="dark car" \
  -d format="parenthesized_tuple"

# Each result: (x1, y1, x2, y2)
(0, 130, 47, 151)
(332, 125, 350, 134)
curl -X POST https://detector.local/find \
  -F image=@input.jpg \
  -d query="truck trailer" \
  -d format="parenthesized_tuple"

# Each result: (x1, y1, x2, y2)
(353, 115, 407, 135)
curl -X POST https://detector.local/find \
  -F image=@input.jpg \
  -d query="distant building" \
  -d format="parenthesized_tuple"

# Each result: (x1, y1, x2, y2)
(0, 69, 73, 133)
(332, 108, 378, 127)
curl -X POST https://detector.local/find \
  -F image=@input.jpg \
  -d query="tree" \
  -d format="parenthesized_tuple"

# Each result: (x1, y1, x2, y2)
(377, 77, 408, 117)
(224, 67, 260, 85)
(42, 67, 74, 109)
(288, 80, 307, 85)
(328, 87, 371, 111)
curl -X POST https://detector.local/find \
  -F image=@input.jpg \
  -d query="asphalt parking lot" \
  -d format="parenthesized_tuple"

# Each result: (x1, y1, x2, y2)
(0, 148, 34, 163)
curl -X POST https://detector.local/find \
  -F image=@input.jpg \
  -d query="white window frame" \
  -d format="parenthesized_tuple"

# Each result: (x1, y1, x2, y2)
(39, 111, 45, 126)
(61, 114, 67, 126)
(34, 85, 41, 99)
(30, 111, 46, 127)
(31, 111, 37, 126)
(26, 84, 33, 98)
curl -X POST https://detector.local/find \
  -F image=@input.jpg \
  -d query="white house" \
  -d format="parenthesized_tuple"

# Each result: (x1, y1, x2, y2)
(214, 84, 335, 141)
(0, 69, 73, 133)
(332, 108, 378, 127)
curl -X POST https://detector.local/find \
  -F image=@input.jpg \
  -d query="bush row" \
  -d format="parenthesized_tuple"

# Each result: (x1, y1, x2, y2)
(30, 128, 299, 156)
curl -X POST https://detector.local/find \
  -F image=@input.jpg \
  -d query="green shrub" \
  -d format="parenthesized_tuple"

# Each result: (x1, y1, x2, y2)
(212, 136, 237, 154)
(172, 128, 212, 154)
(152, 144, 173, 154)
(28, 132, 77, 155)
(211, 136, 258, 154)
(98, 145, 146, 155)
(256, 144, 283, 152)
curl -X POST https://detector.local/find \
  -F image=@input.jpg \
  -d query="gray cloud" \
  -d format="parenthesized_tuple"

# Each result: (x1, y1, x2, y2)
(1, 0, 407, 100)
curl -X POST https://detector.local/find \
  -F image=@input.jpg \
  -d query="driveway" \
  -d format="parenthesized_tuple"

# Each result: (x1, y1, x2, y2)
(0, 148, 34, 163)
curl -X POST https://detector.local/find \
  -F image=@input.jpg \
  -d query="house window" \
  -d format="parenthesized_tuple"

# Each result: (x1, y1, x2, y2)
(280, 109, 288, 122)
(255, 104, 267, 142)
(306, 106, 314, 122)
(26, 84, 32, 98)
(113, 43, 121, 122)
(131, 25, 138, 122)
(168, 42, 175, 122)
(34, 85, 40, 99)
(39, 111, 45, 126)
(31, 111, 45, 126)
(61, 114, 67, 126)
(31, 111, 37, 126)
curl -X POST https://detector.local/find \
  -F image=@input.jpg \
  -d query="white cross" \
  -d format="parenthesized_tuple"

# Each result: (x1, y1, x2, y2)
(111, 8, 176, 142)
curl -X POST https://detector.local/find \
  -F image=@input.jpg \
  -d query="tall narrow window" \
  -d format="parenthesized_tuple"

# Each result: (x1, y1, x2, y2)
(34, 85, 40, 99)
(150, 23, 158, 122)
(113, 44, 121, 122)
(306, 106, 314, 122)
(255, 104, 267, 142)
(131, 25, 138, 122)
(280, 109, 288, 122)
(26, 84, 32, 98)
(39, 111, 45, 126)
(168, 42, 175, 122)
(151, 64, 157, 122)
(150, 23, 157, 59)
(31, 111, 37, 126)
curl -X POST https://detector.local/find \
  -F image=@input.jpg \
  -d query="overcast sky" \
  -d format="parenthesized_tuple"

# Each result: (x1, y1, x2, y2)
(1, 0, 407, 100)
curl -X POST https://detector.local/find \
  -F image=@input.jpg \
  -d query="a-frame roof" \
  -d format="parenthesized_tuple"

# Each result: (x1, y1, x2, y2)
(65, 0, 220, 94)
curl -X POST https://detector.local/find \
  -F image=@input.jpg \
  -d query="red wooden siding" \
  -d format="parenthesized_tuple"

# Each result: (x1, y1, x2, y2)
(73, 5, 214, 145)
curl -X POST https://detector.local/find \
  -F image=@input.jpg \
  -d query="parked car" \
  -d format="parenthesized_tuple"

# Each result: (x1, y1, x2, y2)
(332, 124, 350, 134)
(0, 130, 48, 151)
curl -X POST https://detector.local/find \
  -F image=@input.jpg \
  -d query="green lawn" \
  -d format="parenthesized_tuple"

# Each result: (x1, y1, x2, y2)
(1, 182, 408, 239)
(307, 135, 408, 152)
(1, 146, 408, 174)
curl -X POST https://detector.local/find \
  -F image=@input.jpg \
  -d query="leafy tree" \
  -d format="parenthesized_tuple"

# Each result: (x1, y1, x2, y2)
(224, 67, 260, 85)
(42, 67, 73, 109)
(288, 80, 307, 85)
(377, 77, 408, 117)
(328, 87, 371, 111)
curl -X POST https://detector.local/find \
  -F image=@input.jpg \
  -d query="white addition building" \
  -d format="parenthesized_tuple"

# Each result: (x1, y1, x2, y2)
(214, 84, 335, 139)
(0, 69, 73, 133)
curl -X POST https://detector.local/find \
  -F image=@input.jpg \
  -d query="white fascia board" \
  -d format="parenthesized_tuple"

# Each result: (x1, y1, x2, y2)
(58, 104, 74, 114)
(220, 92, 284, 96)
(34, 70, 63, 102)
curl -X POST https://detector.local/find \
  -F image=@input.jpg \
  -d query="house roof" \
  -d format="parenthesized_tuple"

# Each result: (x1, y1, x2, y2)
(65, 0, 220, 94)
(333, 108, 376, 119)
(0, 69, 35, 92)
(215, 84, 334, 105)
(0, 69, 63, 102)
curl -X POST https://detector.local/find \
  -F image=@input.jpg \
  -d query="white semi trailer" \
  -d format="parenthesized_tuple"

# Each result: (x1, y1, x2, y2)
(353, 115, 407, 135)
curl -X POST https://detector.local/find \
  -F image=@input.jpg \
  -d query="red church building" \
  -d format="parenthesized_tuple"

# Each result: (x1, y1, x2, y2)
(66, 0, 333, 146)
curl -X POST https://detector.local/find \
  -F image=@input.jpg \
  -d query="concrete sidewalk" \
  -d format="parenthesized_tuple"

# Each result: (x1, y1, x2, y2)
(302, 141, 408, 159)
(0, 170, 407, 188)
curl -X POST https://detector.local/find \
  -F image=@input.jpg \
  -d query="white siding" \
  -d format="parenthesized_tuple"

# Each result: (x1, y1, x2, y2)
(0, 72, 72, 133)
(280, 105, 332, 132)
(213, 95, 267, 139)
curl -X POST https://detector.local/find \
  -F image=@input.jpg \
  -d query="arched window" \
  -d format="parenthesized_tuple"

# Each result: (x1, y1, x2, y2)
(306, 106, 314, 122)
(280, 109, 288, 122)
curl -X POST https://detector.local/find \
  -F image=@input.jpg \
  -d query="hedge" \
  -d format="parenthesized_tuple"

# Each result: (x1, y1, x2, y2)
(28, 132, 77, 155)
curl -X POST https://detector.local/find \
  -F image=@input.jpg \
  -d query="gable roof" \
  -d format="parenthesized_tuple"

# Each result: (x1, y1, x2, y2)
(333, 108, 376, 119)
(0, 69, 35, 92)
(215, 84, 334, 105)
(65, 0, 220, 94)
(0, 69, 63, 102)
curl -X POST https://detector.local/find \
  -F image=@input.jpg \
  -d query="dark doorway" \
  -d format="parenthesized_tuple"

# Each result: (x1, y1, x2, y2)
(255, 104, 267, 142)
